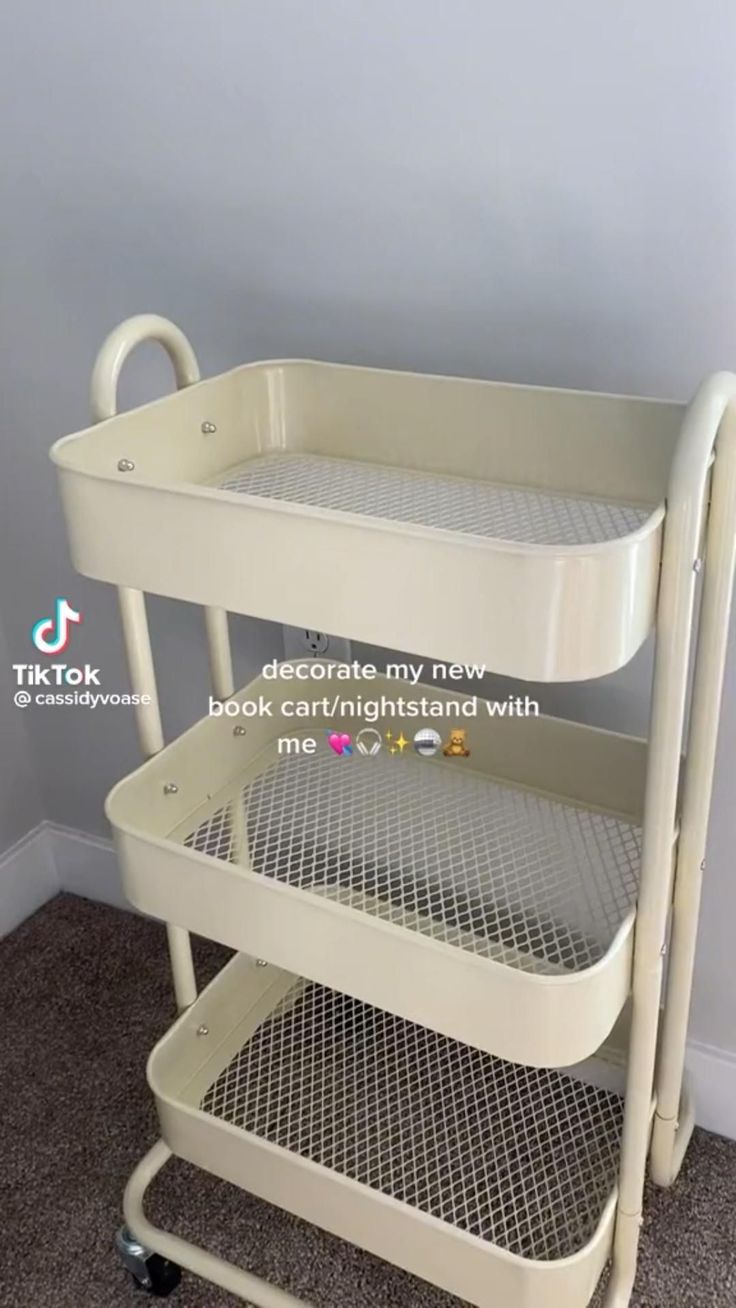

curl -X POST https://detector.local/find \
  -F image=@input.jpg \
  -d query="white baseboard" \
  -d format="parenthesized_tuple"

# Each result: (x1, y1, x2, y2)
(46, 822, 129, 912)
(0, 824, 58, 936)
(2, 820, 736, 1140)
(684, 1039, 736, 1141)
(0, 821, 127, 936)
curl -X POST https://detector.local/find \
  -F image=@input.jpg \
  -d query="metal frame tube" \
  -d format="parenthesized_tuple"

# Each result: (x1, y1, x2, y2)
(205, 605, 235, 702)
(90, 314, 235, 717)
(117, 586, 165, 757)
(164, 923, 198, 1013)
(90, 316, 237, 1014)
(89, 314, 200, 422)
(605, 375, 736, 1306)
(117, 581, 197, 1011)
(650, 403, 736, 1185)
(124, 1140, 311, 1307)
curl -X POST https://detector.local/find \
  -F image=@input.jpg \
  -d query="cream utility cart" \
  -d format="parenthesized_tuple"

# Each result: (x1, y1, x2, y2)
(51, 315, 736, 1308)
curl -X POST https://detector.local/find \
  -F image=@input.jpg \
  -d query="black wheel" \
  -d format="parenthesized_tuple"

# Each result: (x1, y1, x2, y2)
(131, 1253, 182, 1297)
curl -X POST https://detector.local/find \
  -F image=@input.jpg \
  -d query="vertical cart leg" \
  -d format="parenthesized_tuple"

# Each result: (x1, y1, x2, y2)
(204, 606, 235, 702)
(94, 317, 240, 1294)
(118, 583, 197, 1013)
(650, 408, 736, 1186)
(605, 380, 736, 1307)
(118, 585, 165, 757)
(92, 321, 237, 1015)
(94, 320, 238, 1017)
(164, 922, 198, 1013)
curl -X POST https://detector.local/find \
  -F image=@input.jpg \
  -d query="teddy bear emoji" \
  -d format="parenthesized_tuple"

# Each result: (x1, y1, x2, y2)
(443, 728, 470, 757)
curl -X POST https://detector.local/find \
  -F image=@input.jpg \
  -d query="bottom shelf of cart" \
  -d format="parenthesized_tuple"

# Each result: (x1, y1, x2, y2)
(149, 953, 627, 1308)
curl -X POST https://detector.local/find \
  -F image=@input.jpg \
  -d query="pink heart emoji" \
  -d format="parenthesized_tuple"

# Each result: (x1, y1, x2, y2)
(328, 732, 352, 755)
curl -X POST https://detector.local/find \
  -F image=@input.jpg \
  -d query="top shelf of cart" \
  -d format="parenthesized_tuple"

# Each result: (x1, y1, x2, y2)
(52, 353, 687, 681)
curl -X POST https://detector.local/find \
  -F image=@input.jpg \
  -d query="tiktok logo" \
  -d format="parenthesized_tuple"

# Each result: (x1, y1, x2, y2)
(31, 598, 83, 655)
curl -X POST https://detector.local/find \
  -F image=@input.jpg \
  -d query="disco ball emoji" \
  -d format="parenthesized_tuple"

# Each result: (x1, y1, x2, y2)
(413, 727, 442, 757)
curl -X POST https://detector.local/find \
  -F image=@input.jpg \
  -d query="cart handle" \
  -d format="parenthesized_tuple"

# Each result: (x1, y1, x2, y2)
(90, 313, 200, 422)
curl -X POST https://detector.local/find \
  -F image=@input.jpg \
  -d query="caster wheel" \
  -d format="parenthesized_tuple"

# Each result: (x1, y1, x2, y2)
(130, 1252, 182, 1297)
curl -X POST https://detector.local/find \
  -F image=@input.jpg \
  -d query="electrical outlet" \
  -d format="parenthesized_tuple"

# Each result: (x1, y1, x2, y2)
(303, 630, 329, 655)
(282, 626, 352, 663)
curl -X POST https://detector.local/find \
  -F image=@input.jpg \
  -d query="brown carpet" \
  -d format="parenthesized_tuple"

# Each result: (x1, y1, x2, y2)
(1, 894, 735, 1307)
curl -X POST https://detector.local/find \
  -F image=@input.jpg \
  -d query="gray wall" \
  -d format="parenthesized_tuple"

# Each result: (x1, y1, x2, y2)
(0, 619, 44, 851)
(1, 1, 735, 1051)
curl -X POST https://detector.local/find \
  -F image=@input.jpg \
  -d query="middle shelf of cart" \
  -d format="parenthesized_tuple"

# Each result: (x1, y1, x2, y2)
(106, 663, 656, 1068)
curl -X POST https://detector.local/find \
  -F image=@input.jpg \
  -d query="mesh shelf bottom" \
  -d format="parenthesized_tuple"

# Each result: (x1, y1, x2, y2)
(200, 979, 623, 1263)
(185, 750, 641, 977)
(218, 450, 650, 546)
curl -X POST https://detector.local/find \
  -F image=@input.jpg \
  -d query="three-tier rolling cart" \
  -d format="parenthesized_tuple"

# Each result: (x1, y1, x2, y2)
(51, 315, 736, 1307)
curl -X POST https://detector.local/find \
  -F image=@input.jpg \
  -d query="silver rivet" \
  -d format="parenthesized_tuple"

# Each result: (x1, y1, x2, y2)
(196, 1024, 209, 1037)
(256, 959, 268, 968)
(233, 725, 247, 736)
(693, 558, 703, 573)
(163, 782, 179, 795)
(660, 944, 667, 957)
(700, 859, 706, 871)
(201, 421, 217, 434)
(117, 458, 135, 472)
